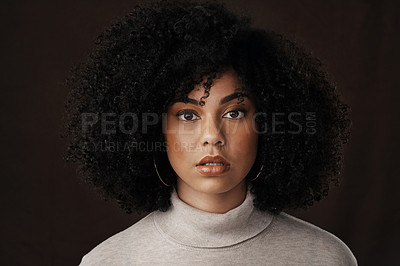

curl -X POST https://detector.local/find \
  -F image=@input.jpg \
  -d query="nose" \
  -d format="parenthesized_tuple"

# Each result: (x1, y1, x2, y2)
(201, 115, 226, 147)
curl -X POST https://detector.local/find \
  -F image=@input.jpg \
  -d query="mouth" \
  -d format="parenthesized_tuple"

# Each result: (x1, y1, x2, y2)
(196, 155, 230, 176)
(199, 162, 225, 166)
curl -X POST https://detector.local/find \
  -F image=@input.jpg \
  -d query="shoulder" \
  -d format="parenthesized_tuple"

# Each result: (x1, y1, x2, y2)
(79, 212, 156, 266)
(268, 212, 358, 265)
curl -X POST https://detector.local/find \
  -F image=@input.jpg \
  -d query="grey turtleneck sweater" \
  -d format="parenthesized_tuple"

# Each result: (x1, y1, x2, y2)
(79, 186, 357, 265)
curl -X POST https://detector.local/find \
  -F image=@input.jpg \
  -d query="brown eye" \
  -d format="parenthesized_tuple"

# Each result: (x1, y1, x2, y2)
(229, 110, 239, 118)
(176, 110, 200, 121)
(184, 113, 193, 120)
(223, 109, 246, 119)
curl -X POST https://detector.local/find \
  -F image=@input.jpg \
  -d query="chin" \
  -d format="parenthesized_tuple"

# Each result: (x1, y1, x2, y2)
(191, 177, 244, 195)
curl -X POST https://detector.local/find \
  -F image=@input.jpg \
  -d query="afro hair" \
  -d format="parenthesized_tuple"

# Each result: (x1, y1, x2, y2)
(63, 0, 351, 215)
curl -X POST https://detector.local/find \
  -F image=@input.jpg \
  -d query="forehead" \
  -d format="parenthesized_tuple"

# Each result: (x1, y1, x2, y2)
(166, 67, 256, 110)
(188, 68, 242, 99)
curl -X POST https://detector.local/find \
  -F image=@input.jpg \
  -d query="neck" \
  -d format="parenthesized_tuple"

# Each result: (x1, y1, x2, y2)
(153, 182, 274, 248)
(176, 178, 248, 214)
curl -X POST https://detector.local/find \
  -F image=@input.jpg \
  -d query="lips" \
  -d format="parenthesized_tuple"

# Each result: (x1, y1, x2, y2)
(196, 155, 230, 176)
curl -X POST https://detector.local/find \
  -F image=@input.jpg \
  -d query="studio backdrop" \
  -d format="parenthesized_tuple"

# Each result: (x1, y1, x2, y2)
(1, 0, 399, 265)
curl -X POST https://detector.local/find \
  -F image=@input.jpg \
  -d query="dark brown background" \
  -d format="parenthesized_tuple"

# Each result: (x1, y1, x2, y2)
(1, 0, 399, 265)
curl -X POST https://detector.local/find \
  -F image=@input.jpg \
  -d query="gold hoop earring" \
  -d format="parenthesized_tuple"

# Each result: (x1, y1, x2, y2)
(250, 164, 264, 182)
(153, 158, 172, 187)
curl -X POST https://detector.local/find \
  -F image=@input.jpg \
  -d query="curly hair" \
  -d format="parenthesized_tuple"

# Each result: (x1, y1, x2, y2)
(63, 0, 351, 215)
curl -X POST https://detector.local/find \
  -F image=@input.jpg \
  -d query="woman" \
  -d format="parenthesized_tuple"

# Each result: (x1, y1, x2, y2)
(64, 0, 357, 264)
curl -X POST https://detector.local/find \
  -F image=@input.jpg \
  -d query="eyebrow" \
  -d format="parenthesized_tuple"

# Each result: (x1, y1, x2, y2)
(172, 91, 248, 106)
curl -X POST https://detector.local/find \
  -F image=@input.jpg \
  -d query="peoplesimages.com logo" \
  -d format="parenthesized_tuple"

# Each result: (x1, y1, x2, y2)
(79, 111, 317, 153)
(81, 111, 317, 135)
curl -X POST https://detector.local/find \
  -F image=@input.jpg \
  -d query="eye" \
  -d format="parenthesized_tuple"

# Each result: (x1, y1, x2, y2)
(176, 110, 200, 121)
(223, 108, 246, 119)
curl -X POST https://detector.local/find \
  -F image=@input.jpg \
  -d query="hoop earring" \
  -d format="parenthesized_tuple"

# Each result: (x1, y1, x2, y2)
(153, 158, 172, 187)
(250, 164, 264, 182)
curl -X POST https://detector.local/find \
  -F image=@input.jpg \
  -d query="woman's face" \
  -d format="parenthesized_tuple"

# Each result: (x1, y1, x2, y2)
(164, 68, 258, 195)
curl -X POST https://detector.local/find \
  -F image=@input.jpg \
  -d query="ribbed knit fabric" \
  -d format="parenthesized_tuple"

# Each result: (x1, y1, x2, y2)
(80, 185, 358, 265)
(154, 185, 273, 248)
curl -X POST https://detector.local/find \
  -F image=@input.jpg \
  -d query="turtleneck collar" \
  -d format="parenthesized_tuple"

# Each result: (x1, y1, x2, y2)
(153, 185, 274, 248)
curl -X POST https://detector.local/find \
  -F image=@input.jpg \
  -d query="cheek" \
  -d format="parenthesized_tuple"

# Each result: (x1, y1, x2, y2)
(165, 130, 198, 163)
(227, 123, 258, 159)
